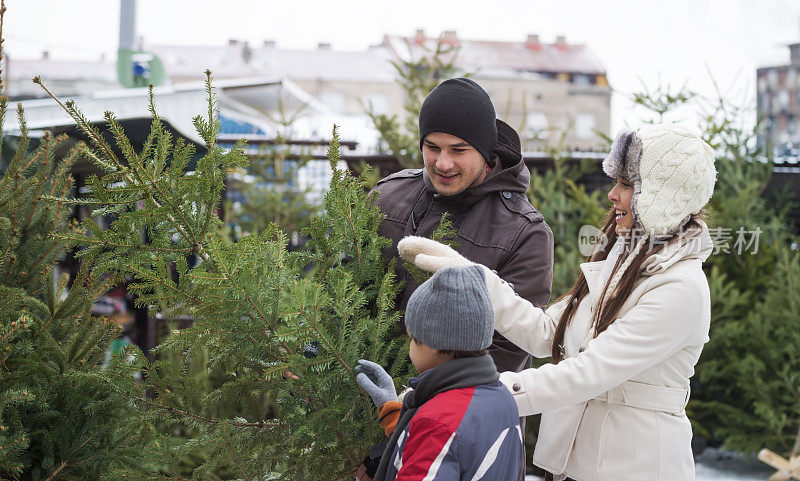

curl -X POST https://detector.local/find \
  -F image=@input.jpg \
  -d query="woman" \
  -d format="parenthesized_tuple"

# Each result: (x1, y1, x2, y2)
(397, 123, 717, 481)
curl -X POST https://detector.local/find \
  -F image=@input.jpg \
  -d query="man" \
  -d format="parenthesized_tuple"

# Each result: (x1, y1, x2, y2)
(357, 78, 554, 480)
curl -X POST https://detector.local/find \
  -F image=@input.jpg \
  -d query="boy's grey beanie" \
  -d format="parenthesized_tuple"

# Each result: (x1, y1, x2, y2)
(405, 265, 494, 351)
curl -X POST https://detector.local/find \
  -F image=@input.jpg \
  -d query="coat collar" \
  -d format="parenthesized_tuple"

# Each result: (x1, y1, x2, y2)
(579, 261, 605, 308)
(639, 219, 713, 275)
(578, 219, 713, 306)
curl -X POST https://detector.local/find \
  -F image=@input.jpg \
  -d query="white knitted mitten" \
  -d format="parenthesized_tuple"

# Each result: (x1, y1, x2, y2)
(397, 236, 474, 273)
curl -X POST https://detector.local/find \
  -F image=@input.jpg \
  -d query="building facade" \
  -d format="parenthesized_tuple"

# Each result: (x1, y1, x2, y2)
(8, 30, 611, 152)
(151, 30, 611, 151)
(757, 41, 800, 163)
(382, 31, 611, 151)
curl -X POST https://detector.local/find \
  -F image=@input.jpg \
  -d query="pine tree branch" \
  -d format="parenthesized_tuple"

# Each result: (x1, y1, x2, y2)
(123, 263, 203, 305)
(141, 396, 276, 429)
(69, 430, 140, 470)
(33, 80, 123, 173)
(156, 434, 184, 480)
(0, 316, 27, 345)
(43, 461, 67, 481)
(103, 111, 202, 246)
(1, 139, 52, 285)
(294, 285, 355, 380)
(344, 200, 363, 286)
(222, 423, 251, 480)
(206, 236, 294, 355)
(34, 79, 206, 261)
(56, 235, 194, 254)
(19, 145, 43, 175)
(39, 432, 100, 481)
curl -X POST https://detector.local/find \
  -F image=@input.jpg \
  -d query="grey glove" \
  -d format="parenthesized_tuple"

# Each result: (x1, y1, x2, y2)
(355, 359, 398, 408)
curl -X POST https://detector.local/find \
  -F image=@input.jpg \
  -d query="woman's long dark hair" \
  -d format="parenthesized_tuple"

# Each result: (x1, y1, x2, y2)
(550, 207, 707, 363)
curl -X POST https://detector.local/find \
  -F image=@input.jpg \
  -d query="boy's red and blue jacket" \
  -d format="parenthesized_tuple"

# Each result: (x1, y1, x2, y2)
(376, 356, 522, 481)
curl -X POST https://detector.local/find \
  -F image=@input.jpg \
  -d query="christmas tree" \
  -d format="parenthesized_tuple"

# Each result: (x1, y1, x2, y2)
(225, 98, 320, 239)
(0, 3, 153, 478)
(34, 68, 411, 479)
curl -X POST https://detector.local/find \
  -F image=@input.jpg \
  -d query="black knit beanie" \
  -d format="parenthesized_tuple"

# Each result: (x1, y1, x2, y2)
(418, 77, 497, 166)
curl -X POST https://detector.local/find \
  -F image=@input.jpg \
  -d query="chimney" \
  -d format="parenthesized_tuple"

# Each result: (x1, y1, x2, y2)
(41, 50, 50, 60)
(555, 35, 567, 45)
(318, 42, 331, 50)
(414, 28, 426, 45)
(525, 34, 541, 50)
(242, 41, 252, 63)
(228, 39, 239, 47)
(442, 30, 459, 45)
(263, 40, 276, 48)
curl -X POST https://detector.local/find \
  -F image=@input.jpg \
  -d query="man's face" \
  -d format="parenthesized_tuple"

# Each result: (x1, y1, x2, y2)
(422, 132, 488, 196)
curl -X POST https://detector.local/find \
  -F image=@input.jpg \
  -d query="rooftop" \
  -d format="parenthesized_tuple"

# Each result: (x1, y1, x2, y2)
(149, 42, 397, 82)
(382, 31, 607, 76)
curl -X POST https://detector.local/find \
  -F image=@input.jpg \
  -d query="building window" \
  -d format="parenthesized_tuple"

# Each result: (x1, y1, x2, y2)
(788, 68, 797, 88)
(361, 93, 388, 115)
(571, 74, 592, 86)
(574, 113, 596, 140)
(319, 92, 346, 112)
(759, 93, 770, 112)
(524, 112, 549, 139)
(768, 70, 778, 89)
(777, 90, 790, 111)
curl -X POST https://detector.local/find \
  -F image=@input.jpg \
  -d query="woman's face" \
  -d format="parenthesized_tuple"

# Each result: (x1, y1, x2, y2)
(608, 177, 635, 235)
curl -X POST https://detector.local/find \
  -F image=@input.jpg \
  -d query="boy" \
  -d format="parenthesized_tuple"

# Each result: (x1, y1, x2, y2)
(355, 265, 522, 480)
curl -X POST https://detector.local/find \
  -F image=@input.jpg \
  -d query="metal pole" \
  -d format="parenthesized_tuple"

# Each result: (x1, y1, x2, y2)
(118, 0, 137, 51)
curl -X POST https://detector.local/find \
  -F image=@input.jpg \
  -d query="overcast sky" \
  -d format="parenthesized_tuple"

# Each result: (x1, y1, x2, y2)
(5, 0, 800, 132)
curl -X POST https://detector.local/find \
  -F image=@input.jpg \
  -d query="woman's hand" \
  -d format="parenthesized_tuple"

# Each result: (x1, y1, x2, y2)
(397, 236, 474, 273)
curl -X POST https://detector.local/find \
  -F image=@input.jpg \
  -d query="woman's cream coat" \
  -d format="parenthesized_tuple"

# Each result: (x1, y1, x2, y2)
(489, 222, 714, 481)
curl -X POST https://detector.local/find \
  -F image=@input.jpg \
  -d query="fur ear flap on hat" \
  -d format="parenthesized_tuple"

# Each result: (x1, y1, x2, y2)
(603, 129, 643, 183)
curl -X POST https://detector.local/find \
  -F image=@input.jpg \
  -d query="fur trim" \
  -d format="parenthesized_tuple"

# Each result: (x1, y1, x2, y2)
(602, 129, 643, 183)
(604, 129, 645, 231)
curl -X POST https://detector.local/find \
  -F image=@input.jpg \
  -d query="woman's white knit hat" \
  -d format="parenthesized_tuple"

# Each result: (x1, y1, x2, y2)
(603, 123, 717, 238)
(599, 124, 716, 307)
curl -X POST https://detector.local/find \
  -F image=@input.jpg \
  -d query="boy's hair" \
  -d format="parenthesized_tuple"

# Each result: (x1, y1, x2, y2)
(409, 334, 489, 359)
(437, 348, 490, 359)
